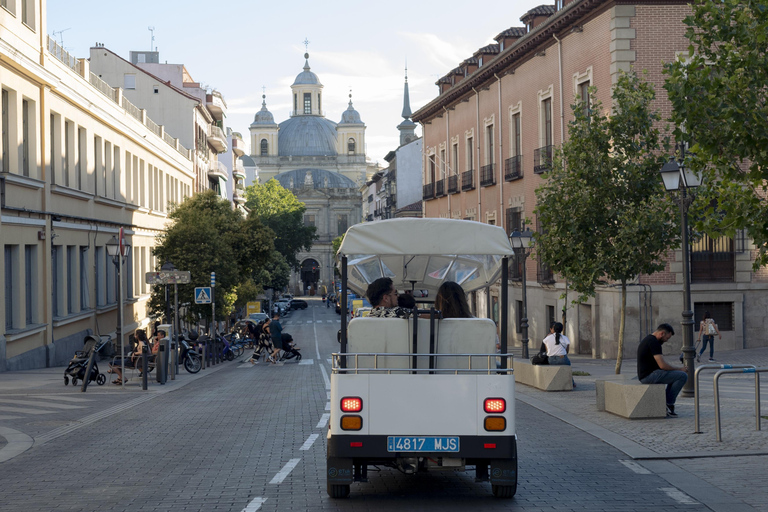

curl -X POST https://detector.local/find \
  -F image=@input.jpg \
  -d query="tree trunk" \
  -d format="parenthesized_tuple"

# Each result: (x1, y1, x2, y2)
(614, 280, 627, 374)
(561, 281, 568, 329)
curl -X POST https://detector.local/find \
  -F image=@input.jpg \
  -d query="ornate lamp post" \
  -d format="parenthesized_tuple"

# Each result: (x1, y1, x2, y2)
(659, 142, 701, 398)
(106, 233, 131, 387)
(509, 228, 534, 359)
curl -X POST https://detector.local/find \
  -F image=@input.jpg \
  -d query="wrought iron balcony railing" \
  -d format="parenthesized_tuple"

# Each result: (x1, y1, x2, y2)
(480, 163, 496, 187)
(533, 145, 553, 174)
(461, 170, 475, 191)
(504, 156, 523, 181)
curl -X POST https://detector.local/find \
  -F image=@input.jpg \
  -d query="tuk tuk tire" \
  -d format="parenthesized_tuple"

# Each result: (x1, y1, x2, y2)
(492, 484, 516, 498)
(96, 374, 107, 385)
(328, 484, 350, 499)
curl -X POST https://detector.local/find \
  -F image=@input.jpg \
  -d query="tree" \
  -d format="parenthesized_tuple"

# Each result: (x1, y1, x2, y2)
(150, 191, 273, 323)
(534, 71, 678, 374)
(664, 0, 768, 267)
(244, 179, 317, 270)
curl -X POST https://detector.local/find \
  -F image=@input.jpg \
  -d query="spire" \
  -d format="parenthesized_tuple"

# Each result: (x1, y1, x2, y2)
(304, 52, 311, 72)
(401, 65, 412, 119)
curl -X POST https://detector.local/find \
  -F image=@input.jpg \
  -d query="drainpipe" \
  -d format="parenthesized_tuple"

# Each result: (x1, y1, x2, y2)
(552, 34, 565, 145)
(419, 121, 426, 218)
(495, 73, 503, 231)
(472, 87, 481, 221)
(443, 106, 450, 216)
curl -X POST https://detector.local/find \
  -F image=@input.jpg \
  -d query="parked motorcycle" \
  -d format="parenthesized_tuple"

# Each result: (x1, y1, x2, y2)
(178, 331, 203, 373)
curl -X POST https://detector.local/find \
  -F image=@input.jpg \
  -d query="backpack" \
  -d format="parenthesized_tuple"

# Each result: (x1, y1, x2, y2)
(706, 320, 716, 335)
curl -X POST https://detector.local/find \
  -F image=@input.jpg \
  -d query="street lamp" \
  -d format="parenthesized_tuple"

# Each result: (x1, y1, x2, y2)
(509, 228, 534, 359)
(659, 142, 701, 398)
(106, 234, 131, 388)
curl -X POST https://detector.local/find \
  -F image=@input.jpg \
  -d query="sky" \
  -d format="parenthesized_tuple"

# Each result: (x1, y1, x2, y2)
(47, 0, 545, 165)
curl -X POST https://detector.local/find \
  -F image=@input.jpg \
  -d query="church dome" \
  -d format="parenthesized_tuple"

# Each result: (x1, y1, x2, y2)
(278, 116, 338, 156)
(250, 95, 276, 126)
(339, 94, 363, 124)
(273, 168, 357, 189)
(292, 53, 322, 86)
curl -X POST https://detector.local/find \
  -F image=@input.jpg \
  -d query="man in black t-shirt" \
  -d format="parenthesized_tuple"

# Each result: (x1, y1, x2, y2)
(637, 323, 687, 417)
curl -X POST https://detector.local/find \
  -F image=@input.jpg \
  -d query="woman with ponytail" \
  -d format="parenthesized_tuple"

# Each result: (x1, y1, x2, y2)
(541, 322, 575, 386)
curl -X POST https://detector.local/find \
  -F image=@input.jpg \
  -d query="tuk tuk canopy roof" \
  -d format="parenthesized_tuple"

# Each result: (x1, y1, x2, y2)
(337, 218, 515, 297)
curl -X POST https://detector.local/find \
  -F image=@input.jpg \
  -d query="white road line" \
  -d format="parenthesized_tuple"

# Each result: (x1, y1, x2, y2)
(0, 406, 55, 415)
(660, 487, 698, 505)
(316, 413, 330, 429)
(325, 402, 331, 410)
(29, 395, 92, 403)
(299, 359, 314, 365)
(619, 460, 651, 474)
(327, 320, 333, 323)
(0, 399, 86, 410)
(241, 497, 267, 512)
(307, 320, 313, 324)
(312, 307, 321, 360)
(319, 364, 330, 390)
(269, 458, 301, 484)
(300, 433, 319, 450)
(327, 391, 330, 400)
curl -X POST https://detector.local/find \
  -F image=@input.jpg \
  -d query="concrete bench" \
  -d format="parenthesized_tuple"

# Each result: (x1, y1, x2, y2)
(595, 376, 666, 419)
(512, 359, 573, 391)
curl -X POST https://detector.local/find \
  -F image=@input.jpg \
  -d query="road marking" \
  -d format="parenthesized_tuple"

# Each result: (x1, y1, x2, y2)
(269, 458, 301, 484)
(0, 415, 22, 420)
(327, 358, 332, 365)
(0, 398, 86, 410)
(312, 307, 321, 360)
(307, 320, 313, 324)
(619, 460, 651, 474)
(29, 395, 92, 402)
(0, 426, 34, 463)
(319, 364, 330, 389)
(299, 359, 313, 365)
(316, 413, 330, 429)
(300, 433, 319, 450)
(241, 497, 267, 511)
(660, 487, 698, 505)
(327, 320, 334, 323)
(0, 406, 55, 415)
(237, 362, 255, 368)
(325, 402, 331, 410)
(327, 391, 330, 400)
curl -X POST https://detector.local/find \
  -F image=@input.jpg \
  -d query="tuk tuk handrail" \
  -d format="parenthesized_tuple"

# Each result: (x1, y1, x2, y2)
(331, 352, 513, 375)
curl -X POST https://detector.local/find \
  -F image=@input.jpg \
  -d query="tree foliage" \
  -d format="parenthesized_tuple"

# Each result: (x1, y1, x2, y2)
(534, 71, 678, 373)
(244, 179, 317, 270)
(150, 190, 273, 322)
(664, 0, 768, 267)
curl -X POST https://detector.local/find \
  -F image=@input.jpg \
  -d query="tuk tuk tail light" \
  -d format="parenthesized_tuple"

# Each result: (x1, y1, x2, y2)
(484, 398, 506, 413)
(484, 417, 506, 431)
(341, 415, 363, 431)
(341, 397, 363, 412)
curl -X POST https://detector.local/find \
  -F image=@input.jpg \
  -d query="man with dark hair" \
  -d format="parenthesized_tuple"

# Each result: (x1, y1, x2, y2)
(366, 277, 410, 318)
(637, 323, 687, 417)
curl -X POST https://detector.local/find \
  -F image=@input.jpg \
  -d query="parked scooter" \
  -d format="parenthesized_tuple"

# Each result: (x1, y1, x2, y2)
(178, 331, 203, 373)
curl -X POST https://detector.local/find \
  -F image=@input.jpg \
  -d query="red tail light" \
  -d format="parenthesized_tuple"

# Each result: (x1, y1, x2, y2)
(341, 397, 363, 412)
(484, 398, 506, 413)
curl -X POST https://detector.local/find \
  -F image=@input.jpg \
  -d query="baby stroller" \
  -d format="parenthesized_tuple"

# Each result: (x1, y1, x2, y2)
(64, 335, 109, 386)
(279, 333, 302, 361)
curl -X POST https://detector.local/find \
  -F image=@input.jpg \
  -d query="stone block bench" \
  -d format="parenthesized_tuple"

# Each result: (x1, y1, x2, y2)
(512, 359, 573, 391)
(595, 375, 666, 419)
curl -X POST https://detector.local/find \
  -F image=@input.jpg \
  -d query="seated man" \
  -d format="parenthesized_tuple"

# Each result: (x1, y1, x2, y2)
(637, 323, 687, 418)
(366, 277, 410, 319)
(110, 329, 150, 385)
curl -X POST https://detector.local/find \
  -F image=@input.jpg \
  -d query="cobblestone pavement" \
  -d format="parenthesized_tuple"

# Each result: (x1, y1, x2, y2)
(0, 300, 765, 511)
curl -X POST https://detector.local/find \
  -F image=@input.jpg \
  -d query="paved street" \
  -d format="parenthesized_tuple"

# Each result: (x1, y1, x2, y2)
(0, 298, 766, 511)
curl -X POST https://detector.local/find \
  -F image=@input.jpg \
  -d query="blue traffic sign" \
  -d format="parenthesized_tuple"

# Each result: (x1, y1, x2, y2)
(195, 287, 212, 304)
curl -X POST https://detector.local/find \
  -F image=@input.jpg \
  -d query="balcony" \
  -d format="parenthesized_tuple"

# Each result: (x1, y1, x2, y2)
(480, 163, 496, 187)
(423, 182, 435, 200)
(208, 125, 228, 153)
(505, 156, 523, 181)
(233, 191, 247, 205)
(231, 133, 246, 157)
(461, 170, 475, 191)
(233, 159, 246, 180)
(435, 178, 446, 197)
(206, 90, 227, 121)
(447, 175, 459, 194)
(534, 145, 553, 174)
(208, 160, 228, 181)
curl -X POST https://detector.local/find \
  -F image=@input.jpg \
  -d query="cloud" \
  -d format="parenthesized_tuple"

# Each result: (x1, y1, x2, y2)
(400, 32, 475, 70)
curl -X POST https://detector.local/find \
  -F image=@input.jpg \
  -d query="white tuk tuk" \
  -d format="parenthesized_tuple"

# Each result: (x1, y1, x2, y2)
(327, 218, 517, 498)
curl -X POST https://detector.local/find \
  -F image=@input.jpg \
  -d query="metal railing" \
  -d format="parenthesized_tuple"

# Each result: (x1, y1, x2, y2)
(47, 36, 80, 73)
(447, 175, 459, 194)
(712, 366, 766, 442)
(210, 125, 226, 141)
(423, 182, 435, 200)
(461, 170, 475, 191)
(122, 97, 142, 121)
(332, 352, 513, 375)
(505, 156, 522, 181)
(694, 363, 755, 434)
(89, 72, 117, 102)
(534, 145, 553, 174)
(435, 178, 445, 197)
(480, 163, 496, 187)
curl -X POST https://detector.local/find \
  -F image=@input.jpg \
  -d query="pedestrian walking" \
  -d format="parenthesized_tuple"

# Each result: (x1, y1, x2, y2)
(269, 312, 283, 364)
(697, 311, 721, 362)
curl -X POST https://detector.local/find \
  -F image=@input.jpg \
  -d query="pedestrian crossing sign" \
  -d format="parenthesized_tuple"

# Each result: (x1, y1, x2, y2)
(195, 287, 212, 304)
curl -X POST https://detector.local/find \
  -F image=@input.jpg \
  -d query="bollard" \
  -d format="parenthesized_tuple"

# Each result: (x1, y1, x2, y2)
(156, 343, 166, 384)
(142, 343, 149, 390)
(169, 338, 176, 381)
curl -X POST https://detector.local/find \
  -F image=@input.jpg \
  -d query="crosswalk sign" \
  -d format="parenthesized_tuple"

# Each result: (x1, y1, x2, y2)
(195, 287, 212, 304)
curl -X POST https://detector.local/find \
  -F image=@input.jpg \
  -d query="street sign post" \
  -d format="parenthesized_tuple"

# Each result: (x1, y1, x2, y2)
(146, 271, 191, 285)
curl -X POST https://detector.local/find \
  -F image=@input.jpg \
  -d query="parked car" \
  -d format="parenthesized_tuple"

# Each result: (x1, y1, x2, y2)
(248, 312, 269, 323)
(275, 299, 292, 315)
(290, 299, 308, 310)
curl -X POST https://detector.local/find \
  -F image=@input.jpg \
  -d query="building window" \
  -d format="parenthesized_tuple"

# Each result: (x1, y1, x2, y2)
(260, 138, 268, 155)
(694, 302, 734, 332)
(49, 114, 56, 184)
(304, 93, 311, 114)
(511, 113, 521, 157)
(543, 98, 552, 147)
(52, 245, 62, 317)
(451, 143, 458, 175)
(304, 214, 315, 227)
(486, 124, 494, 166)
(318, 93, 321, 113)
(77, 126, 86, 190)
(547, 305, 556, 327)
(691, 234, 734, 282)
(22, 99, 30, 176)
(95, 246, 105, 307)
(80, 246, 89, 309)
(125, 250, 133, 299)
(1, 89, 8, 173)
(153, 86, 159, 94)
(428, 155, 436, 183)
(5, 245, 16, 329)
(337, 214, 348, 236)
(293, 94, 297, 113)
(21, 0, 34, 28)
(106, 249, 115, 305)
(579, 81, 590, 119)
(466, 137, 474, 171)
(64, 120, 73, 187)
(348, 138, 356, 154)
(124, 74, 136, 90)
(67, 246, 76, 314)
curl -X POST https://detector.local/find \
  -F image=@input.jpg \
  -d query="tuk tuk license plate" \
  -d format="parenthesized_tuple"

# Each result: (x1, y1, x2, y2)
(387, 436, 459, 452)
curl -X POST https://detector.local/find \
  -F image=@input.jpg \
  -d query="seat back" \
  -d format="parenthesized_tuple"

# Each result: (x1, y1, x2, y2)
(347, 317, 410, 370)
(435, 318, 498, 370)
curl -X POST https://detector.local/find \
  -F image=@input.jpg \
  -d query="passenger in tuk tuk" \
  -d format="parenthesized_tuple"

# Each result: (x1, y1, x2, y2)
(434, 281, 473, 318)
(366, 277, 410, 319)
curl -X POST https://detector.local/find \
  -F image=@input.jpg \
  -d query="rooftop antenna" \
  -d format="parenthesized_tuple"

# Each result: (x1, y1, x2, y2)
(148, 26, 156, 52)
(52, 28, 70, 47)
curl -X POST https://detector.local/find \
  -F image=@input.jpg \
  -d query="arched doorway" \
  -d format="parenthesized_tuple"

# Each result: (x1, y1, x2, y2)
(300, 258, 320, 295)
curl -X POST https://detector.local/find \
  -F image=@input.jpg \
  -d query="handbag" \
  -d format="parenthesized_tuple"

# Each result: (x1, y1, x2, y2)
(531, 351, 549, 365)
